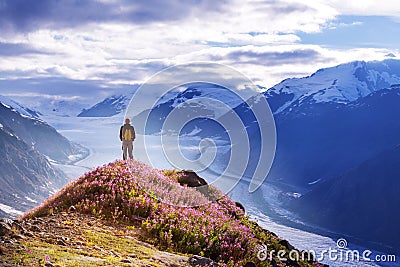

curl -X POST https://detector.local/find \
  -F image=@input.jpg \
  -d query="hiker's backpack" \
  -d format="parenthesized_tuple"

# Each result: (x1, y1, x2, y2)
(123, 127, 132, 141)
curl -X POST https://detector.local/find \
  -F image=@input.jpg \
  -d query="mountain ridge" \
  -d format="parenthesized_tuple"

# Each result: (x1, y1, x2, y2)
(79, 59, 400, 120)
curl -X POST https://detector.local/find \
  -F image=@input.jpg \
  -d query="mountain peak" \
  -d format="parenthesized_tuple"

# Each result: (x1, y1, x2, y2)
(78, 94, 130, 117)
(0, 95, 42, 120)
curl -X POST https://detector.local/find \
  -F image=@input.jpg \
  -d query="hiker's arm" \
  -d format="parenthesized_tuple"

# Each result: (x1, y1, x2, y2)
(119, 126, 123, 141)
(132, 127, 136, 141)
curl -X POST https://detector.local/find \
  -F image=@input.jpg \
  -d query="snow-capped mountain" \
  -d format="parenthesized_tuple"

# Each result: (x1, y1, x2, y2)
(78, 94, 132, 117)
(266, 82, 400, 184)
(258, 60, 400, 254)
(129, 59, 400, 137)
(265, 59, 400, 113)
(132, 82, 246, 135)
(262, 60, 400, 187)
(0, 95, 41, 118)
(162, 82, 246, 112)
(81, 82, 247, 120)
(42, 99, 88, 117)
(8, 96, 89, 117)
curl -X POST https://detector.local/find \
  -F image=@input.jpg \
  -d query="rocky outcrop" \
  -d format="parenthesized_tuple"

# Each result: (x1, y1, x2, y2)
(177, 170, 208, 187)
(189, 255, 219, 266)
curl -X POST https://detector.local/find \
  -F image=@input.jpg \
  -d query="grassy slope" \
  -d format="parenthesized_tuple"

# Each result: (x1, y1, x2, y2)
(1, 212, 188, 266)
(1, 160, 321, 267)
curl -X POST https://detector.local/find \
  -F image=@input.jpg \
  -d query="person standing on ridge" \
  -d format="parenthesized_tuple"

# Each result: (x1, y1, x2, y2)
(119, 118, 135, 160)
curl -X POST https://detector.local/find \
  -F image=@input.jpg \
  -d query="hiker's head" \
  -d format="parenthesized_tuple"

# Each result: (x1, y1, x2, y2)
(125, 118, 130, 124)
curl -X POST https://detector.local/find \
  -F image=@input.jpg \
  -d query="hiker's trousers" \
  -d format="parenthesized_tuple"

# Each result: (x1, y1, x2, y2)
(122, 140, 133, 160)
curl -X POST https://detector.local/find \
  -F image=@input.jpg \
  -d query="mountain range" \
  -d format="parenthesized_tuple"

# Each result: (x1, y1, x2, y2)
(261, 60, 400, 253)
(263, 60, 400, 184)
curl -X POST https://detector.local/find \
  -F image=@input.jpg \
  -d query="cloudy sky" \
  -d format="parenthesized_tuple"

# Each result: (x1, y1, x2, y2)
(0, 0, 400, 104)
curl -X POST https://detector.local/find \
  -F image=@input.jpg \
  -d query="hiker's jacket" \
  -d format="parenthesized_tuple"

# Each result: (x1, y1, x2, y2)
(120, 124, 136, 141)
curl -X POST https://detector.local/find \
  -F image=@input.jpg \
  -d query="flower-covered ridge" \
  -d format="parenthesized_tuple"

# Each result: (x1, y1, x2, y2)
(23, 160, 319, 267)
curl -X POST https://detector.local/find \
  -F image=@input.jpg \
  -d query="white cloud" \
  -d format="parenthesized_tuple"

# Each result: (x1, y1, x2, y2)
(320, 0, 400, 17)
(0, 0, 398, 93)
(3, 92, 81, 101)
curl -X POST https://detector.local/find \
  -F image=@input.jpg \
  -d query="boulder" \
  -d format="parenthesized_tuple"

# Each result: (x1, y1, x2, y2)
(0, 221, 12, 236)
(235, 201, 245, 212)
(177, 170, 208, 187)
(188, 255, 218, 266)
(278, 239, 295, 251)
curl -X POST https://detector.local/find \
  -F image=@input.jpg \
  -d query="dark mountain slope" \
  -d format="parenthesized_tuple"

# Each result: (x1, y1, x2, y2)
(0, 102, 86, 163)
(295, 144, 400, 253)
(0, 124, 66, 217)
(267, 85, 400, 187)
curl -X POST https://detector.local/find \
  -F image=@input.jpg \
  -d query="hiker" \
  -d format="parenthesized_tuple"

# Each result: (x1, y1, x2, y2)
(119, 118, 136, 160)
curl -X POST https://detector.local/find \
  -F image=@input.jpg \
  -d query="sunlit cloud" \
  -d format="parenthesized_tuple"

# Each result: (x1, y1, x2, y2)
(321, 0, 400, 17)
(0, 0, 398, 99)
